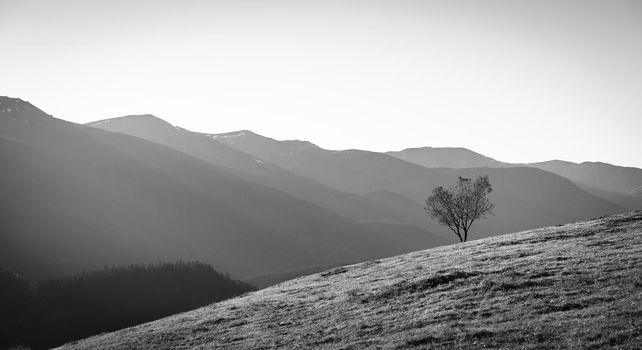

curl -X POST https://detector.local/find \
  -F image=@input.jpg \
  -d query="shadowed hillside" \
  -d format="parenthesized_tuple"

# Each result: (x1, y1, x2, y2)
(387, 147, 642, 210)
(58, 212, 642, 349)
(0, 96, 433, 281)
(526, 160, 642, 196)
(1, 262, 254, 350)
(526, 161, 642, 210)
(210, 130, 624, 235)
(87, 115, 446, 239)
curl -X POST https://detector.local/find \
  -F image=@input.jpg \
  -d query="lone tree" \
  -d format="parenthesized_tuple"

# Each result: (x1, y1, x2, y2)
(424, 175, 495, 243)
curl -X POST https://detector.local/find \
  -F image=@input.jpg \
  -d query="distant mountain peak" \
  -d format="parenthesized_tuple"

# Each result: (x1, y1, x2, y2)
(392, 146, 488, 156)
(86, 114, 190, 146)
(88, 114, 172, 128)
(0, 96, 34, 109)
(0, 96, 51, 120)
(387, 146, 507, 169)
(209, 130, 321, 151)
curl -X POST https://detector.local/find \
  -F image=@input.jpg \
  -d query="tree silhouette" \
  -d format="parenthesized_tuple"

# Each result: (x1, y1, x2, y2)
(425, 175, 495, 242)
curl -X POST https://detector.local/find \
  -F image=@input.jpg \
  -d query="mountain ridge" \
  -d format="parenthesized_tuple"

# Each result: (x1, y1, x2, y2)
(1, 97, 436, 281)
(0, 95, 630, 281)
(87, 115, 449, 240)
(388, 145, 642, 209)
(387, 146, 509, 169)
(207, 128, 624, 235)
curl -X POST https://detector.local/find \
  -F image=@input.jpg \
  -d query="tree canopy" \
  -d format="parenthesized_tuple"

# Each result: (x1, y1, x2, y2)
(0, 262, 254, 350)
(425, 175, 495, 242)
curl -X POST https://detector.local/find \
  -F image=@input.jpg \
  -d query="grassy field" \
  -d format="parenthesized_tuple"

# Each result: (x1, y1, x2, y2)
(58, 211, 642, 349)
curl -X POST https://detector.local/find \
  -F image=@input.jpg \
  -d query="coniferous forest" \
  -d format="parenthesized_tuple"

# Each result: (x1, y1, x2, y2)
(0, 262, 255, 350)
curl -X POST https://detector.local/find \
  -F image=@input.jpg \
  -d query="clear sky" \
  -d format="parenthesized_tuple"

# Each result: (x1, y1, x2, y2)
(1, 0, 641, 167)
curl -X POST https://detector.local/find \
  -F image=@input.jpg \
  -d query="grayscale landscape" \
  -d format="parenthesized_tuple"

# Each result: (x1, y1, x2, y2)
(1, 0, 641, 349)
(56, 212, 642, 349)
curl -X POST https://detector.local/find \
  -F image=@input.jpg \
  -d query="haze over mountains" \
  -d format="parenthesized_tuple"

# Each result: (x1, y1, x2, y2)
(387, 147, 509, 169)
(387, 146, 642, 210)
(207, 129, 624, 234)
(87, 115, 440, 235)
(1, 95, 637, 286)
(1, 97, 441, 282)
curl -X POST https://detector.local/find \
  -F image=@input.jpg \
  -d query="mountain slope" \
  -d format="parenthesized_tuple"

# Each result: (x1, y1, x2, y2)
(525, 160, 642, 209)
(576, 185, 642, 211)
(58, 211, 642, 350)
(526, 160, 642, 195)
(210, 130, 624, 235)
(88, 115, 278, 176)
(387, 147, 642, 210)
(87, 116, 445, 238)
(387, 146, 508, 168)
(0, 96, 425, 280)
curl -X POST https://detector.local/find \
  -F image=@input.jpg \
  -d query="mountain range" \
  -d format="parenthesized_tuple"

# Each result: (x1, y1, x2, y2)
(206, 129, 624, 234)
(1, 95, 637, 285)
(387, 146, 642, 210)
(0, 97, 444, 282)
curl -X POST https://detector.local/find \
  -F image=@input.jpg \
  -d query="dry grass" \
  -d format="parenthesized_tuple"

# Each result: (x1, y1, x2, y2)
(58, 211, 642, 349)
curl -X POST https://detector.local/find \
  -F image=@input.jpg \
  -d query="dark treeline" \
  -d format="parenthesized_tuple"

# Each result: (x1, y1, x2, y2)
(0, 261, 255, 350)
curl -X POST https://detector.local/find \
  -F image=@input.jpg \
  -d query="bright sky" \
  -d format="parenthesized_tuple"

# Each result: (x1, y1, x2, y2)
(1, 0, 641, 167)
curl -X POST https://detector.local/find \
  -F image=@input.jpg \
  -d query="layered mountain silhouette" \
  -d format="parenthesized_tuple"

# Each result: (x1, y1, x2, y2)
(0, 97, 445, 281)
(388, 146, 642, 210)
(525, 160, 642, 209)
(0, 95, 629, 284)
(527, 160, 642, 195)
(87, 116, 443, 235)
(387, 146, 508, 168)
(209, 130, 623, 234)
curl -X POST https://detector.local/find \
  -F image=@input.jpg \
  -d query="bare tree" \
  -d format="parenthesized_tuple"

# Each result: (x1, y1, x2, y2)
(424, 175, 495, 242)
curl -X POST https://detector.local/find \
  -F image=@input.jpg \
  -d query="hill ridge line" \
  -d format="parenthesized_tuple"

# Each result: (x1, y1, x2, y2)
(58, 211, 642, 349)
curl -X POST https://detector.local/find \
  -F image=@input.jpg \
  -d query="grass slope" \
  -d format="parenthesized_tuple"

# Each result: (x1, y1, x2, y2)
(59, 212, 642, 349)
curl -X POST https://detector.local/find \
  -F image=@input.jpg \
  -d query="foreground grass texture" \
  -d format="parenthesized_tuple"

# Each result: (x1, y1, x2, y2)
(59, 211, 642, 349)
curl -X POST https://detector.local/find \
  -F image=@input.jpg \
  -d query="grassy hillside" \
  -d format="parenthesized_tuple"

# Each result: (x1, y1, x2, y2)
(59, 211, 642, 349)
